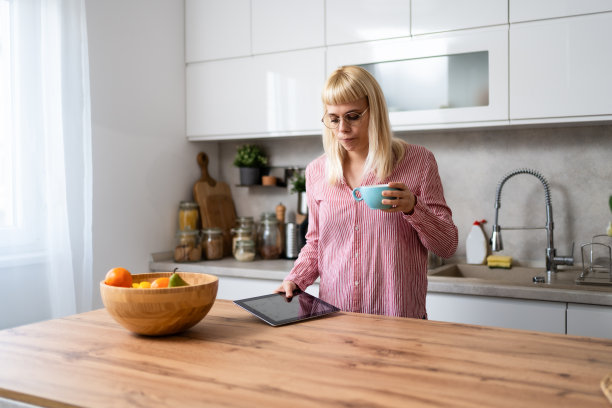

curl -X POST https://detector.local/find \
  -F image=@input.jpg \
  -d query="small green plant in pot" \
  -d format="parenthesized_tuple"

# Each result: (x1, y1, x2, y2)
(290, 171, 308, 215)
(234, 144, 268, 185)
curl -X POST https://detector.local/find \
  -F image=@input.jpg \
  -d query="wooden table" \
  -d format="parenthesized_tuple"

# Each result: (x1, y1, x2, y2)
(1, 300, 611, 407)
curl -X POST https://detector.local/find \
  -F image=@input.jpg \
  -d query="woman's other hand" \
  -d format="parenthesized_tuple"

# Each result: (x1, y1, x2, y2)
(382, 182, 416, 215)
(274, 280, 298, 298)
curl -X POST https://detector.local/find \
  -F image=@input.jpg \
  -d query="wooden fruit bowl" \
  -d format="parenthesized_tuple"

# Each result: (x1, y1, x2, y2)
(100, 272, 218, 336)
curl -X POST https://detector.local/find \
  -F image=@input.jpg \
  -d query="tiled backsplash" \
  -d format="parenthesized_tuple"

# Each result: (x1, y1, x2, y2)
(216, 124, 612, 267)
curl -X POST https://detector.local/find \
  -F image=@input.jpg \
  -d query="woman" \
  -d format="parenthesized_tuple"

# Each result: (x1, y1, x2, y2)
(276, 66, 458, 318)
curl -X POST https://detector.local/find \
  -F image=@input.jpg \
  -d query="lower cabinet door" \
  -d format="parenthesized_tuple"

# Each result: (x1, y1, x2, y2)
(217, 276, 319, 301)
(426, 293, 566, 334)
(567, 303, 612, 339)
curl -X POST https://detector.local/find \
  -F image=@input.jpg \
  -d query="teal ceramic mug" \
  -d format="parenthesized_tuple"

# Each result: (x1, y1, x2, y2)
(352, 184, 399, 210)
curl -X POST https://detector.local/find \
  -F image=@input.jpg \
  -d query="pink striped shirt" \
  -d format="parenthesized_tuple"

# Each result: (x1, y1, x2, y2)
(285, 143, 458, 318)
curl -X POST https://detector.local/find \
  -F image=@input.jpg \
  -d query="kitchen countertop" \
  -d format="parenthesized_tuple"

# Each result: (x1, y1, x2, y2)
(150, 252, 612, 306)
(1, 300, 612, 407)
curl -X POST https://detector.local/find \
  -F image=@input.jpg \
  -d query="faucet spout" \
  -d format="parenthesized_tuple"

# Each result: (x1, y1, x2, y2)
(491, 168, 573, 277)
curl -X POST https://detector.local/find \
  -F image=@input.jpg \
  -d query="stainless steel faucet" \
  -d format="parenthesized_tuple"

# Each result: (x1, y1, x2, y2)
(491, 168, 573, 281)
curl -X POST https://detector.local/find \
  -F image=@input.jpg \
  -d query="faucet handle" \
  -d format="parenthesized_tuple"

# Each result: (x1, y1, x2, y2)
(554, 241, 574, 266)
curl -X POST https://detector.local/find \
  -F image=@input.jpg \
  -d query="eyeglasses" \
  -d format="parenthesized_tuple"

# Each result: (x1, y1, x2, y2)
(321, 107, 369, 129)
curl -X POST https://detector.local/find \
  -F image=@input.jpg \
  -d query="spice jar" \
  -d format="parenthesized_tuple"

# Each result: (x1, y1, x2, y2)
(174, 230, 201, 262)
(234, 239, 256, 262)
(201, 228, 224, 260)
(258, 217, 282, 259)
(178, 201, 199, 231)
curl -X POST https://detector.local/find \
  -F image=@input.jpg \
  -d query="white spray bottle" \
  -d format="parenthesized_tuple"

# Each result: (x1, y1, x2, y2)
(466, 219, 488, 264)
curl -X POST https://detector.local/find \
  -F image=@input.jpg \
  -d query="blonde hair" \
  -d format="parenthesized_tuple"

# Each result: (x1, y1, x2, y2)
(321, 65, 406, 185)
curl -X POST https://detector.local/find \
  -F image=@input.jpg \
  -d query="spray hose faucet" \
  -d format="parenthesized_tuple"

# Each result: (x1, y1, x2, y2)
(491, 168, 573, 279)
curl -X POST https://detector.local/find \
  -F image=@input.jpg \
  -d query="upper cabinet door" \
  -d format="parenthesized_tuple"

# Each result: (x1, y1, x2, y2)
(510, 13, 612, 121)
(325, 0, 410, 45)
(510, 0, 612, 22)
(252, 0, 324, 54)
(412, 0, 507, 35)
(187, 48, 325, 140)
(185, 0, 251, 62)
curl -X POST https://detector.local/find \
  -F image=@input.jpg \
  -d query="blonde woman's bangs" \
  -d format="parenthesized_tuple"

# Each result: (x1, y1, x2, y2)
(322, 71, 368, 106)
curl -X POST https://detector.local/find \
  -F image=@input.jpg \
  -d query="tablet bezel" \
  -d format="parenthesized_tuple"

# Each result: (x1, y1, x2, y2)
(233, 291, 340, 327)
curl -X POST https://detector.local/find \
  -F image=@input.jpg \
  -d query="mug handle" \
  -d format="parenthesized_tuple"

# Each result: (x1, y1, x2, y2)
(352, 187, 363, 202)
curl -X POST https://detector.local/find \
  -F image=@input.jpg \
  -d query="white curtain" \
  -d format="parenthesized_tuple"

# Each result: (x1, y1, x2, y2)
(0, 0, 92, 327)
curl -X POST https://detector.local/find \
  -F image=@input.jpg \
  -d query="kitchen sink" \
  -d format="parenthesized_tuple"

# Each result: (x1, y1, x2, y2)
(427, 263, 551, 284)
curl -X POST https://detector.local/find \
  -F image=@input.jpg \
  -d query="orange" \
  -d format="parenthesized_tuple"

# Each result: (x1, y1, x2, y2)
(104, 267, 132, 288)
(151, 277, 169, 288)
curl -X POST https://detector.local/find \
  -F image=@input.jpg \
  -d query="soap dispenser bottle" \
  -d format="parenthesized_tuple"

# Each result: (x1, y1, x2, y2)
(466, 219, 488, 264)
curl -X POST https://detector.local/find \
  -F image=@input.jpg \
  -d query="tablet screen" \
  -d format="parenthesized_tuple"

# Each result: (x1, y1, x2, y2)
(234, 291, 340, 326)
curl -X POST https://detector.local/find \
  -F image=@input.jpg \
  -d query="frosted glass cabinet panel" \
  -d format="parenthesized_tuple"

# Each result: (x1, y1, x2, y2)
(187, 49, 325, 139)
(412, 0, 507, 35)
(361, 51, 489, 112)
(510, 0, 612, 22)
(510, 13, 612, 121)
(327, 27, 508, 130)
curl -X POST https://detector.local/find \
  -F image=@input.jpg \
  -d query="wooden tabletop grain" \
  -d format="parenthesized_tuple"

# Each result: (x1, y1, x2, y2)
(1, 300, 611, 407)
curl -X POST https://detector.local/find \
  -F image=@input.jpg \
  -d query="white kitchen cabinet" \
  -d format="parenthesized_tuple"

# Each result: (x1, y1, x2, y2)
(426, 293, 566, 334)
(325, 0, 410, 45)
(187, 48, 325, 140)
(412, 0, 507, 35)
(327, 27, 509, 130)
(185, 0, 251, 62)
(252, 0, 324, 54)
(510, 13, 612, 123)
(510, 0, 612, 23)
(218, 276, 319, 300)
(567, 303, 612, 339)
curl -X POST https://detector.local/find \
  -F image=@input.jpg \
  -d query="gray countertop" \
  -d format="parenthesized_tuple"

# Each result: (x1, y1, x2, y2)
(149, 252, 612, 306)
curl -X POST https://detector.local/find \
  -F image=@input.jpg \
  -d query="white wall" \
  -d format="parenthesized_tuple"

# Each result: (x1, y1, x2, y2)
(86, 0, 218, 309)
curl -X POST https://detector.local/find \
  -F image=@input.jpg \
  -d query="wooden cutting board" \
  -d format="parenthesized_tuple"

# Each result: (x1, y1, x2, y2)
(193, 152, 236, 256)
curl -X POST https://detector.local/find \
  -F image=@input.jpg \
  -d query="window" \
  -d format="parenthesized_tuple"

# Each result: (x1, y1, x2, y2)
(0, 0, 44, 258)
(0, 0, 13, 230)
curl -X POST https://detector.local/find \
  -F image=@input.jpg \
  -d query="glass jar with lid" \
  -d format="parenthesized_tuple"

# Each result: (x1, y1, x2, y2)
(178, 201, 199, 231)
(232, 227, 253, 256)
(201, 228, 224, 260)
(174, 230, 201, 262)
(257, 217, 282, 259)
(234, 239, 256, 262)
(234, 216, 256, 245)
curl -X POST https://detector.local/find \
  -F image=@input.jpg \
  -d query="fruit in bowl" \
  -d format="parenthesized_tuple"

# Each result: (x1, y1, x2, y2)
(100, 270, 218, 336)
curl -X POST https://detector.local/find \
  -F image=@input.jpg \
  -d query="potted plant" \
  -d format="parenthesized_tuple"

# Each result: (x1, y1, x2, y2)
(290, 171, 307, 215)
(233, 144, 268, 185)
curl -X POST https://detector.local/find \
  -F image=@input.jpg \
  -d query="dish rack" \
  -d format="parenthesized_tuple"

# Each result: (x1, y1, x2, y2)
(575, 235, 612, 286)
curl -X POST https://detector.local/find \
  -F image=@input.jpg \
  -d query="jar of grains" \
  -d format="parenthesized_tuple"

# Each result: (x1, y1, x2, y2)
(201, 228, 224, 260)
(174, 230, 201, 262)
(234, 239, 256, 262)
(178, 201, 199, 231)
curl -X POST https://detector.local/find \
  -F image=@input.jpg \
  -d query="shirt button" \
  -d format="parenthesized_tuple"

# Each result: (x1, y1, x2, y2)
(355, 252, 358, 258)
(354, 226, 359, 231)
(355, 281, 359, 286)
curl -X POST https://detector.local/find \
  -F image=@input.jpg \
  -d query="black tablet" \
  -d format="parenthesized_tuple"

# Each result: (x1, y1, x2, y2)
(233, 291, 340, 327)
